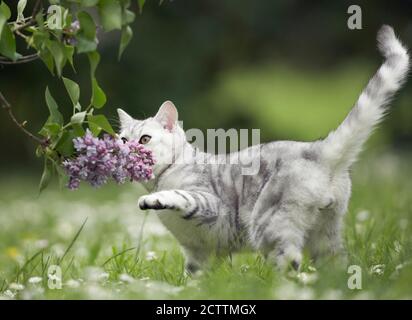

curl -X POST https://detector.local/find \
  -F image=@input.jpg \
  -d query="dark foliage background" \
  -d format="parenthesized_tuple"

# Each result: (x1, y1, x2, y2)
(1, 0, 412, 169)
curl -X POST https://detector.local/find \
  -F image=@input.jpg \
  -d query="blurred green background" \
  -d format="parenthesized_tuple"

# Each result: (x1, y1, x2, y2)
(1, 0, 412, 171)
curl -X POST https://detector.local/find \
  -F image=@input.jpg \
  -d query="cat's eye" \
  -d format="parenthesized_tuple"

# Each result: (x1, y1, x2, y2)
(139, 135, 151, 144)
(121, 137, 128, 143)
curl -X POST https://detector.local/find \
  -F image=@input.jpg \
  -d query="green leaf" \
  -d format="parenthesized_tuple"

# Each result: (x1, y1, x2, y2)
(32, 29, 49, 49)
(47, 40, 66, 77)
(0, 2, 16, 60)
(0, 1, 11, 36)
(77, 11, 97, 53)
(17, 0, 27, 23)
(71, 111, 86, 125)
(118, 26, 133, 60)
(35, 11, 44, 31)
(63, 77, 80, 107)
(78, 11, 96, 39)
(76, 35, 97, 53)
(64, 44, 75, 70)
(33, 29, 54, 73)
(39, 158, 53, 194)
(38, 122, 61, 138)
(54, 161, 67, 190)
(0, 24, 17, 60)
(91, 78, 106, 108)
(45, 87, 64, 125)
(88, 51, 100, 77)
(123, 9, 135, 25)
(55, 130, 75, 157)
(86, 51, 105, 109)
(99, 0, 122, 32)
(38, 48, 55, 74)
(138, 0, 146, 14)
(72, 123, 85, 137)
(88, 114, 116, 136)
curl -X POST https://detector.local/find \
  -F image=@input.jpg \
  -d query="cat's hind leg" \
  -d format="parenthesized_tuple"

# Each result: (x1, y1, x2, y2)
(251, 205, 309, 271)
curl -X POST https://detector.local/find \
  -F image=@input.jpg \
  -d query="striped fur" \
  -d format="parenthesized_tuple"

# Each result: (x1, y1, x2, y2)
(319, 25, 409, 172)
(118, 26, 409, 272)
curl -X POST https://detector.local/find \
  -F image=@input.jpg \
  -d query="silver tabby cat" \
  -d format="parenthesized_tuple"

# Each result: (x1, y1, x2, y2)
(118, 26, 409, 272)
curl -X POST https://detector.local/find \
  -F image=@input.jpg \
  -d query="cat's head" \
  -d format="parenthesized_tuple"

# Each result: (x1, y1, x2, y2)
(117, 101, 187, 169)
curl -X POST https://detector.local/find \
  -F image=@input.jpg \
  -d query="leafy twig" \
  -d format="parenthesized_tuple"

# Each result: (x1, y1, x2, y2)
(0, 91, 47, 146)
(14, 0, 43, 32)
(2, 1, 44, 65)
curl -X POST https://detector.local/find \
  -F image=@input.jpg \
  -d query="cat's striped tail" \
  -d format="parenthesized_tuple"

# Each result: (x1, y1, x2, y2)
(320, 25, 409, 172)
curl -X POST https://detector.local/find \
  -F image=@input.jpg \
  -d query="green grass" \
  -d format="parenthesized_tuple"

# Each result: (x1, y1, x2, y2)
(0, 63, 410, 299)
(0, 152, 411, 299)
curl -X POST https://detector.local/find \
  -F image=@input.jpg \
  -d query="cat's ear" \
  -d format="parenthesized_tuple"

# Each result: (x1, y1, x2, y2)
(117, 108, 134, 128)
(154, 101, 178, 131)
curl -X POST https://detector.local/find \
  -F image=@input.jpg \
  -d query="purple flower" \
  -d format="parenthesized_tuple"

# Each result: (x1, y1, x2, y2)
(70, 20, 80, 32)
(62, 130, 155, 190)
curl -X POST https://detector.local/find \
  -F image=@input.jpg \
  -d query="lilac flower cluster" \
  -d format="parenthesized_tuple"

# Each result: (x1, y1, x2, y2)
(62, 130, 155, 190)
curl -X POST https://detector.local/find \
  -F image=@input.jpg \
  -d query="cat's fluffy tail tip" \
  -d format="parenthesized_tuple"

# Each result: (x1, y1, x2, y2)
(377, 25, 409, 59)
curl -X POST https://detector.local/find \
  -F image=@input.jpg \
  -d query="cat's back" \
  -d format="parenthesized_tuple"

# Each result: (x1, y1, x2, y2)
(236, 140, 340, 211)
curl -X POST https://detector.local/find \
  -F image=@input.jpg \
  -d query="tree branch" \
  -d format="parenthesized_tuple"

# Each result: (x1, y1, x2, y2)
(0, 92, 48, 146)
(0, 53, 40, 65)
(0, 2, 50, 147)
(32, 0, 43, 18)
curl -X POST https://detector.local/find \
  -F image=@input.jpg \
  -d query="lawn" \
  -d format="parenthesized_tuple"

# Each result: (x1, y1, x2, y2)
(0, 152, 411, 299)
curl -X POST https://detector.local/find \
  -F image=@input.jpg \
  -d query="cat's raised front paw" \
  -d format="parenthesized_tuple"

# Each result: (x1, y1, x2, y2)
(138, 194, 171, 210)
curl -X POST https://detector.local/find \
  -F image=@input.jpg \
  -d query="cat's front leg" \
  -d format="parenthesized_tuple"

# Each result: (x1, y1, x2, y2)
(138, 189, 219, 220)
(138, 190, 189, 211)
